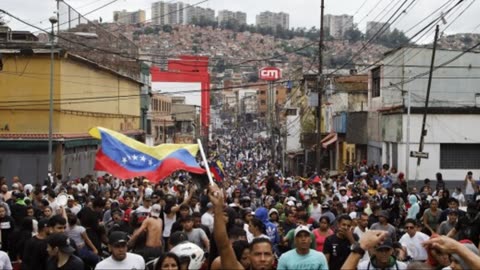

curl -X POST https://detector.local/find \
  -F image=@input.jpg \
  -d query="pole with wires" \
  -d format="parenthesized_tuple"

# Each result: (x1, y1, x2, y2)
(48, 16, 58, 174)
(414, 25, 440, 187)
(316, 0, 325, 175)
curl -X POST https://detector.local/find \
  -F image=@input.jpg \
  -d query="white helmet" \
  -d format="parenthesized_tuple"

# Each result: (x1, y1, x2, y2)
(170, 242, 205, 270)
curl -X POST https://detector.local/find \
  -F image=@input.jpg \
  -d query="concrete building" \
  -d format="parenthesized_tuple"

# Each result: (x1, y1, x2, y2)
(368, 46, 480, 182)
(151, 1, 171, 25)
(113, 9, 146, 24)
(0, 37, 143, 182)
(366, 21, 391, 38)
(150, 94, 174, 145)
(217, 10, 247, 25)
(256, 11, 290, 30)
(186, 6, 215, 24)
(324, 14, 354, 39)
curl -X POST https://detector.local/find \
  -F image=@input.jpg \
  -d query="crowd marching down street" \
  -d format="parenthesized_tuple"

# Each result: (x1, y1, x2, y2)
(1, 127, 480, 270)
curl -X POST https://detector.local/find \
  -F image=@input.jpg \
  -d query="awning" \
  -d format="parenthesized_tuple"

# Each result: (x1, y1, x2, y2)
(311, 133, 337, 149)
(321, 133, 336, 144)
(322, 133, 338, 148)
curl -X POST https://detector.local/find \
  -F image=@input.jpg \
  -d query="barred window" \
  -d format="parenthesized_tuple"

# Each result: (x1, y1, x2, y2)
(440, 144, 480, 169)
(371, 67, 381, 98)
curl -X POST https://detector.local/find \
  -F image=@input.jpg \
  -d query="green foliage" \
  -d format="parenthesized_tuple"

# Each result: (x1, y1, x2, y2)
(144, 27, 155, 35)
(343, 28, 364, 42)
(373, 28, 410, 48)
(162, 25, 173, 33)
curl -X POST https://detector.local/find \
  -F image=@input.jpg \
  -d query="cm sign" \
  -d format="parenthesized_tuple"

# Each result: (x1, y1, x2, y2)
(259, 67, 282, 81)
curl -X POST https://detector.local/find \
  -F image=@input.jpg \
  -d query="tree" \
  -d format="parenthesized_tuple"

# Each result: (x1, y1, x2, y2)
(344, 28, 364, 42)
(162, 24, 173, 33)
(144, 27, 155, 35)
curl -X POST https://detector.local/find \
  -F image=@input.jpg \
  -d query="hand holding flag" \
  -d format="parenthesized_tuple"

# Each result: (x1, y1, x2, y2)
(90, 127, 205, 182)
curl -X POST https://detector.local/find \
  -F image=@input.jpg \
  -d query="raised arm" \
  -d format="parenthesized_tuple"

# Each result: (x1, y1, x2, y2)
(341, 230, 389, 270)
(209, 184, 243, 270)
(423, 235, 480, 270)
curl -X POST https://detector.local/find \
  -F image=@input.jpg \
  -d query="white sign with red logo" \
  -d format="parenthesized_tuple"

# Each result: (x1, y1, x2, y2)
(259, 67, 282, 81)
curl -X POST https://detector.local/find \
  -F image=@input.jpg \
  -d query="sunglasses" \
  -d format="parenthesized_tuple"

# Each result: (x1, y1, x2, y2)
(405, 226, 415, 229)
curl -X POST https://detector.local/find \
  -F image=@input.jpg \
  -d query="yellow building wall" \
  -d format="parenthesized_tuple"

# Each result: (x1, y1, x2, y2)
(0, 54, 61, 133)
(0, 53, 141, 134)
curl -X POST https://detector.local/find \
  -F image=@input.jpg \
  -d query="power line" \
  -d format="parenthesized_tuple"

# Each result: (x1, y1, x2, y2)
(357, 0, 464, 75)
(327, 0, 414, 76)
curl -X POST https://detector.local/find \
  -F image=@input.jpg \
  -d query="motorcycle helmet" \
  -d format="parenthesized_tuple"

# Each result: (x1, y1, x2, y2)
(170, 242, 205, 270)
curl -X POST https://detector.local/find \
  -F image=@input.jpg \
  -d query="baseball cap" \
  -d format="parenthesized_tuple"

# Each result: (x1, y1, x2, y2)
(170, 231, 188, 246)
(38, 218, 49, 230)
(108, 231, 129, 245)
(379, 210, 389, 218)
(294, 225, 310, 237)
(376, 238, 393, 250)
(151, 204, 161, 218)
(47, 233, 76, 254)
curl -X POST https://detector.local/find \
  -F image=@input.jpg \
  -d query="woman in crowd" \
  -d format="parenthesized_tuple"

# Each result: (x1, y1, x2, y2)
(312, 216, 333, 252)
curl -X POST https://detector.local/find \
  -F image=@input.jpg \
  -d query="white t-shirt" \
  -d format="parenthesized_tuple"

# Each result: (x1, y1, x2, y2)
(399, 232, 429, 261)
(201, 212, 214, 233)
(95, 253, 145, 270)
(310, 204, 322, 222)
(0, 251, 12, 270)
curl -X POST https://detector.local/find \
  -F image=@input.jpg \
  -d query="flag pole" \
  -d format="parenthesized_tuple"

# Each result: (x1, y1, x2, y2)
(197, 139, 215, 186)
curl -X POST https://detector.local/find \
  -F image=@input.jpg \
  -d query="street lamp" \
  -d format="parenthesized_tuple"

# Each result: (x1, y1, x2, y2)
(48, 15, 58, 173)
(390, 82, 411, 182)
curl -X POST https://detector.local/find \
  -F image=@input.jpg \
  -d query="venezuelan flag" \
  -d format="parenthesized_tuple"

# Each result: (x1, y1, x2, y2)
(89, 127, 205, 182)
(209, 160, 225, 181)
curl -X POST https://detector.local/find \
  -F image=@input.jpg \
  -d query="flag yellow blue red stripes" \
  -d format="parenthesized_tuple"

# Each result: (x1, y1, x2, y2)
(89, 127, 205, 182)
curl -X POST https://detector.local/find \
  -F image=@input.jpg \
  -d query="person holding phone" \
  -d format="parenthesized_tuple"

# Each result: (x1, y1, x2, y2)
(465, 171, 477, 203)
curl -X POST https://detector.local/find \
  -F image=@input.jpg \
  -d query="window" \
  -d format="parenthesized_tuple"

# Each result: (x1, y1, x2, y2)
(440, 144, 480, 169)
(286, 108, 297, 116)
(261, 100, 266, 105)
(260, 91, 266, 95)
(371, 67, 381, 98)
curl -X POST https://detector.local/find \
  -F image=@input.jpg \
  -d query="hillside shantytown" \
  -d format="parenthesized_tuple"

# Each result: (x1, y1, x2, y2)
(0, 0, 480, 270)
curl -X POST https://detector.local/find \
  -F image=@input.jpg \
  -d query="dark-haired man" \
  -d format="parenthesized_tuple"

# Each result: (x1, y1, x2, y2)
(324, 214, 357, 270)
(277, 225, 328, 270)
(209, 183, 275, 270)
(96, 231, 145, 270)
(127, 204, 163, 260)
(22, 219, 49, 270)
(46, 233, 84, 270)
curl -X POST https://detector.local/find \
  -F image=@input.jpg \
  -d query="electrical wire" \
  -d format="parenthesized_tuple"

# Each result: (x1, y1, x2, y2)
(357, 0, 464, 75)
(327, 0, 414, 76)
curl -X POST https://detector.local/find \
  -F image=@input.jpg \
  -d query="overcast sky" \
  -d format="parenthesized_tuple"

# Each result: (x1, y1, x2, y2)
(2, 0, 480, 43)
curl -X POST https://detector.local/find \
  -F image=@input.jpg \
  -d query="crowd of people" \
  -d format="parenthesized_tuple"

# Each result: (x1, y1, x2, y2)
(0, 130, 480, 270)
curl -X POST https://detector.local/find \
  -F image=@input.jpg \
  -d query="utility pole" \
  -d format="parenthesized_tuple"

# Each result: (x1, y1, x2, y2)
(48, 16, 58, 174)
(269, 81, 276, 162)
(414, 25, 440, 187)
(316, 0, 325, 175)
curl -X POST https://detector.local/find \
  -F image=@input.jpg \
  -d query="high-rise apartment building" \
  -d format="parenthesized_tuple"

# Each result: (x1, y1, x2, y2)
(186, 6, 215, 24)
(113, 9, 146, 24)
(217, 10, 247, 25)
(256, 11, 289, 30)
(151, 1, 171, 25)
(366, 21, 391, 37)
(152, 1, 214, 25)
(324, 14, 353, 39)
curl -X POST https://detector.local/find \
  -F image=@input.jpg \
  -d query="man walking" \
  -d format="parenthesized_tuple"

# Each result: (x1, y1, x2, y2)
(96, 231, 145, 270)
(46, 233, 84, 270)
(127, 204, 163, 260)
(277, 225, 328, 270)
